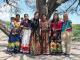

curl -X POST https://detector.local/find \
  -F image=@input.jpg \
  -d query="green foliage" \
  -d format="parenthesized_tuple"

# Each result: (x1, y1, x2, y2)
(5, 21, 10, 28)
(72, 24, 80, 41)
(72, 24, 80, 30)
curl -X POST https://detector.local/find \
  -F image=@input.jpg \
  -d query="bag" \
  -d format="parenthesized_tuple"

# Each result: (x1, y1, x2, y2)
(50, 41, 57, 54)
(50, 40, 62, 54)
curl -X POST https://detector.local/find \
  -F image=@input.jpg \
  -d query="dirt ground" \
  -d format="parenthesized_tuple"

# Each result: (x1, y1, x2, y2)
(0, 31, 80, 60)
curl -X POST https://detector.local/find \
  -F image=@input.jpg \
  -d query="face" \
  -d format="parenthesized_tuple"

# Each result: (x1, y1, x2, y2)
(11, 19, 14, 22)
(11, 17, 14, 22)
(16, 16, 20, 20)
(34, 13, 39, 19)
(24, 16, 29, 20)
(42, 15, 46, 20)
(63, 14, 68, 21)
(53, 14, 58, 20)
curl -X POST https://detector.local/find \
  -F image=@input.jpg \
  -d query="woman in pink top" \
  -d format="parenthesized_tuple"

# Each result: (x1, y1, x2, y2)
(50, 13, 63, 54)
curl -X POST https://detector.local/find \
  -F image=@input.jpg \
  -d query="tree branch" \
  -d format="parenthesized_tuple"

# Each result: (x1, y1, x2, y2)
(48, 3, 60, 19)
(47, 0, 69, 19)
(66, 0, 77, 12)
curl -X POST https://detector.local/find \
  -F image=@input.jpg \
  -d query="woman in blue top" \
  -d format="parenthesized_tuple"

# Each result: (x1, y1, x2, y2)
(61, 13, 72, 56)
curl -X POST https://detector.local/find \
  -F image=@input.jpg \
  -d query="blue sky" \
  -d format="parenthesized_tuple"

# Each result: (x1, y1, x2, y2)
(18, 0, 36, 17)
(0, 0, 80, 24)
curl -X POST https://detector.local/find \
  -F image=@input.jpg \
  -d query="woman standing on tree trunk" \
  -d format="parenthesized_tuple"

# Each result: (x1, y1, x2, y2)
(39, 14, 50, 54)
(30, 12, 41, 55)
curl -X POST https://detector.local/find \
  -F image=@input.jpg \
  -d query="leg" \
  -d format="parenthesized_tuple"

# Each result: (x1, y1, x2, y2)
(61, 32, 67, 53)
(30, 32, 35, 55)
(41, 31, 45, 54)
(45, 32, 49, 54)
(66, 32, 72, 54)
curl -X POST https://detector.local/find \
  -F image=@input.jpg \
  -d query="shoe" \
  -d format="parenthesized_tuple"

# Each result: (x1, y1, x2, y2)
(64, 53, 70, 57)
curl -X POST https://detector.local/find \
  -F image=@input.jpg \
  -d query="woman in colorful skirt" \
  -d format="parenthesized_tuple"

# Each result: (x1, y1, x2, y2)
(8, 14, 21, 53)
(61, 13, 72, 56)
(39, 14, 50, 54)
(50, 13, 63, 54)
(30, 12, 41, 55)
(20, 14, 31, 53)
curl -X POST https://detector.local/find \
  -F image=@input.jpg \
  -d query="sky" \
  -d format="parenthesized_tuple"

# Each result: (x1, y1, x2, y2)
(0, 0, 80, 24)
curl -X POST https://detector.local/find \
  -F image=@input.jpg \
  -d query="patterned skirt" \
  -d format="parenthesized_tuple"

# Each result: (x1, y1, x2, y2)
(30, 30, 41, 55)
(20, 29, 31, 53)
(40, 30, 49, 54)
(8, 34, 21, 53)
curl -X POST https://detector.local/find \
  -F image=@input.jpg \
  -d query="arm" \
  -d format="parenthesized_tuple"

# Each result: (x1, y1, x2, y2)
(48, 21, 51, 36)
(66, 20, 72, 31)
(39, 20, 41, 35)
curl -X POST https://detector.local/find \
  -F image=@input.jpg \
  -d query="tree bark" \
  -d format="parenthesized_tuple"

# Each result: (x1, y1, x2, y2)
(47, 0, 59, 19)
(0, 27, 9, 36)
(36, 0, 69, 19)
(0, 21, 10, 36)
(36, 0, 47, 18)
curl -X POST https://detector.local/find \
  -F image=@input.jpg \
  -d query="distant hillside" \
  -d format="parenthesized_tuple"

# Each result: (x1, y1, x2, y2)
(72, 24, 80, 41)
(72, 24, 80, 30)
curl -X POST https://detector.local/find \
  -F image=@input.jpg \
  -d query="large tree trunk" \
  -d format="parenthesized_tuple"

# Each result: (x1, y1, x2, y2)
(36, 0, 48, 18)
(36, 0, 68, 19)
(36, 0, 58, 19)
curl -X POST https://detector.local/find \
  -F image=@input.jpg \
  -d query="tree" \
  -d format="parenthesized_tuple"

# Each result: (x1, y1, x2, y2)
(5, 0, 21, 15)
(36, 0, 80, 19)
(0, 0, 80, 36)
(0, 0, 21, 36)
(0, 20, 10, 36)
(25, 0, 80, 19)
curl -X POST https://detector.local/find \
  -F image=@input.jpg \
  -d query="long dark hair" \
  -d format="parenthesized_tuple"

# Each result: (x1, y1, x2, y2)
(52, 13, 59, 23)
(34, 12, 39, 20)
(41, 14, 48, 21)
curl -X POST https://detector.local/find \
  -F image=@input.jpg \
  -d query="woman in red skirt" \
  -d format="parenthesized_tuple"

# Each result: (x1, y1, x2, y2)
(39, 14, 50, 54)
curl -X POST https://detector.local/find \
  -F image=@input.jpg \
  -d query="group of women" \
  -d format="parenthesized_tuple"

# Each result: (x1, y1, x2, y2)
(7, 12, 72, 56)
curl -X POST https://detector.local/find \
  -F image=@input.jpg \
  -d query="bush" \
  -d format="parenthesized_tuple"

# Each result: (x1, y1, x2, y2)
(72, 24, 80, 41)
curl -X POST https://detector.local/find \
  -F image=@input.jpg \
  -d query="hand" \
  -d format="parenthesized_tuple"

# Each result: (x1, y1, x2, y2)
(53, 33, 56, 37)
(39, 30, 41, 35)
(49, 31, 51, 36)
(20, 25, 23, 27)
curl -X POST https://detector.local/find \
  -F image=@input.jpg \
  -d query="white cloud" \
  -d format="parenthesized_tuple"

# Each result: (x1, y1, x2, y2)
(0, 12, 10, 21)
